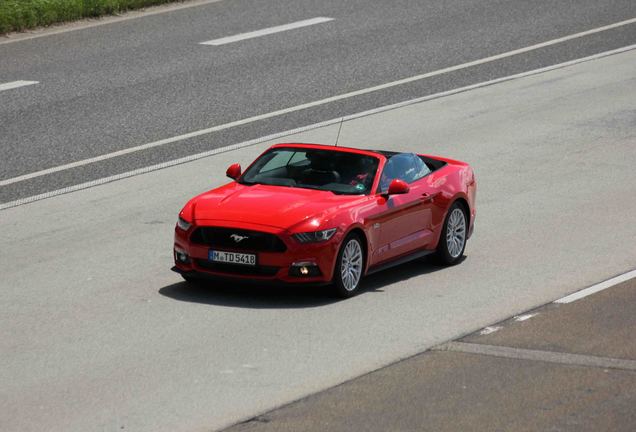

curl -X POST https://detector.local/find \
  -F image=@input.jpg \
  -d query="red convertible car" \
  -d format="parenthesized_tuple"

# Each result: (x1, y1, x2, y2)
(172, 143, 476, 297)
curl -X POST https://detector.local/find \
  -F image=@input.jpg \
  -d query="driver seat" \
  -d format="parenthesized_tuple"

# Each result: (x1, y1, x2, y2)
(301, 154, 341, 185)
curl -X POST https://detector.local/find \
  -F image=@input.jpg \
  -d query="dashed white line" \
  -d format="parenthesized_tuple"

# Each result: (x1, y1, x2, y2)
(0, 80, 38, 92)
(1, 44, 635, 209)
(554, 269, 636, 304)
(1, 16, 635, 188)
(200, 17, 334, 46)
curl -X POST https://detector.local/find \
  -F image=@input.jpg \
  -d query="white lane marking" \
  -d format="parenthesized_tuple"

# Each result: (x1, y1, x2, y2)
(514, 313, 537, 322)
(1, 44, 635, 210)
(479, 326, 501, 335)
(200, 17, 334, 46)
(554, 269, 636, 304)
(2, 14, 635, 187)
(0, 80, 38, 92)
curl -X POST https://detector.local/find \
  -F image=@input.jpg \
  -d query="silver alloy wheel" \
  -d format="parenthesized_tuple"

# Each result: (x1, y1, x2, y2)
(446, 208, 466, 259)
(340, 238, 363, 292)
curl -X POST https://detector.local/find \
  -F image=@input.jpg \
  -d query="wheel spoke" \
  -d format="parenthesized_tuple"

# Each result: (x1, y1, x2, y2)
(341, 238, 363, 291)
(446, 208, 466, 259)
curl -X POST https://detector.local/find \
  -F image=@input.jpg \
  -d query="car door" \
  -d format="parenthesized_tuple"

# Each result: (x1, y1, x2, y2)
(367, 153, 439, 264)
(369, 179, 435, 263)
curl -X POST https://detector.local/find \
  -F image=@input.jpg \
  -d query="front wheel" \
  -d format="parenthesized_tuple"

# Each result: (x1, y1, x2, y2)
(333, 234, 364, 298)
(436, 203, 468, 265)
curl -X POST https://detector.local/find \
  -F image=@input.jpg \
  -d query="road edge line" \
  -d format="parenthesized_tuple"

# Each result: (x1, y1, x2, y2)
(2, 44, 635, 210)
(2, 35, 636, 188)
(554, 269, 636, 304)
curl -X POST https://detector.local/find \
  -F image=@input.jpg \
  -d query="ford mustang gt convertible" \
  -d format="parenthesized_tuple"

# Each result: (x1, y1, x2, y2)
(172, 143, 476, 297)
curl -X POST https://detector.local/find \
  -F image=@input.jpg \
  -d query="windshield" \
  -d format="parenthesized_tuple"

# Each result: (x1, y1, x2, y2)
(240, 148, 380, 195)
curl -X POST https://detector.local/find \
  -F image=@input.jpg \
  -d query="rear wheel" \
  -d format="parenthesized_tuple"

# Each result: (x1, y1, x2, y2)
(436, 202, 467, 265)
(333, 234, 364, 298)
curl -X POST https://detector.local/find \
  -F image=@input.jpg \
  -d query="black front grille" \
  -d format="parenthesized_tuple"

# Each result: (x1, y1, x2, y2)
(195, 259, 280, 276)
(190, 227, 287, 252)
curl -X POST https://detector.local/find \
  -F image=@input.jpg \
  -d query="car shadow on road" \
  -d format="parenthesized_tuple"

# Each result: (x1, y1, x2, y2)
(158, 256, 461, 309)
(362, 256, 463, 292)
(159, 280, 337, 309)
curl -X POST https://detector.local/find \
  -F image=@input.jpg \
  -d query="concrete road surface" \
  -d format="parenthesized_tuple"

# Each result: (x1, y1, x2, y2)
(1, 47, 635, 431)
(224, 278, 636, 432)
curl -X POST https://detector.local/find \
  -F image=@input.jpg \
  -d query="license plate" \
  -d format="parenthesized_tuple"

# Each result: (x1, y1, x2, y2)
(209, 250, 256, 266)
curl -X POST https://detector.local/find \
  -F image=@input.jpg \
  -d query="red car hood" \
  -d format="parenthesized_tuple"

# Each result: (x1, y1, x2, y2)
(190, 183, 361, 229)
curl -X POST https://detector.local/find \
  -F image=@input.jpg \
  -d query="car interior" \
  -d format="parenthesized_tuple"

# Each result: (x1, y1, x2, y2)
(241, 148, 446, 195)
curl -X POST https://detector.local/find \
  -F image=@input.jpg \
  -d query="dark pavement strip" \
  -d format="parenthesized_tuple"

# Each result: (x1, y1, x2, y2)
(461, 277, 636, 359)
(222, 277, 636, 432)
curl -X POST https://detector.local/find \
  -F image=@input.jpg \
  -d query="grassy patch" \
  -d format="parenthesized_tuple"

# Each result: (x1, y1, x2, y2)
(0, 0, 186, 34)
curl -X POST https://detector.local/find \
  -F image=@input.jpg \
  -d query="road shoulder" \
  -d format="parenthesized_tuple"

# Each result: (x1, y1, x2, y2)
(0, 0, 223, 45)
(224, 277, 636, 432)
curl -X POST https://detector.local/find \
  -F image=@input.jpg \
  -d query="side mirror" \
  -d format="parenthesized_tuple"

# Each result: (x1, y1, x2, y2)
(387, 179, 409, 195)
(226, 163, 241, 180)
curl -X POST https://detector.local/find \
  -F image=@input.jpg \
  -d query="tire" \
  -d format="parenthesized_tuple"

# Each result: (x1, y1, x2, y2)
(435, 202, 468, 265)
(332, 234, 365, 298)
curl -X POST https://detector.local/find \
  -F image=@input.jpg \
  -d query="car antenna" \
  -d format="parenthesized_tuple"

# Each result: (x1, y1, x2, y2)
(334, 117, 344, 147)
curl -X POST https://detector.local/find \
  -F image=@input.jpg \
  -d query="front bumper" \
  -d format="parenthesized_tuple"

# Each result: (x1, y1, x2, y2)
(172, 222, 341, 285)
(171, 266, 332, 287)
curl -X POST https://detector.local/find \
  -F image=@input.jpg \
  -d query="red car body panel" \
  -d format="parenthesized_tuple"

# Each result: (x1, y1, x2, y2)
(173, 143, 476, 285)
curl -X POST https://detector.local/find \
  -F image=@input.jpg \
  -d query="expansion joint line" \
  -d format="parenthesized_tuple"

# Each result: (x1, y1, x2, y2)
(434, 342, 636, 372)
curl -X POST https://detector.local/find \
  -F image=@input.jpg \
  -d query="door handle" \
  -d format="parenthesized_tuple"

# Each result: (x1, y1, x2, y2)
(421, 192, 440, 202)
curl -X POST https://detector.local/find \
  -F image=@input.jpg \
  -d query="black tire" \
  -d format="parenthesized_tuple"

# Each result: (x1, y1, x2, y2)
(332, 234, 365, 298)
(435, 202, 468, 265)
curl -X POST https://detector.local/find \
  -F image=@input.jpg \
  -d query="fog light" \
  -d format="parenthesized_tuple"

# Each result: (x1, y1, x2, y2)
(174, 247, 190, 264)
(289, 261, 321, 277)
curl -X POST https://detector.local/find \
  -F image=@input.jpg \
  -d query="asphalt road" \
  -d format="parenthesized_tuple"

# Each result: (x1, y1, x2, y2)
(2, 46, 635, 432)
(1, 0, 635, 202)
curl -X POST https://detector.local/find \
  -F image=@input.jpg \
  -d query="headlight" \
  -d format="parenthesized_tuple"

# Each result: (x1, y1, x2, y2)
(293, 228, 337, 243)
(176, 217, 192, 231)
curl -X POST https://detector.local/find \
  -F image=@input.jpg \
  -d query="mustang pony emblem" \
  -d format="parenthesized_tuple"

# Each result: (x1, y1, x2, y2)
(230, 234, 249, 243)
